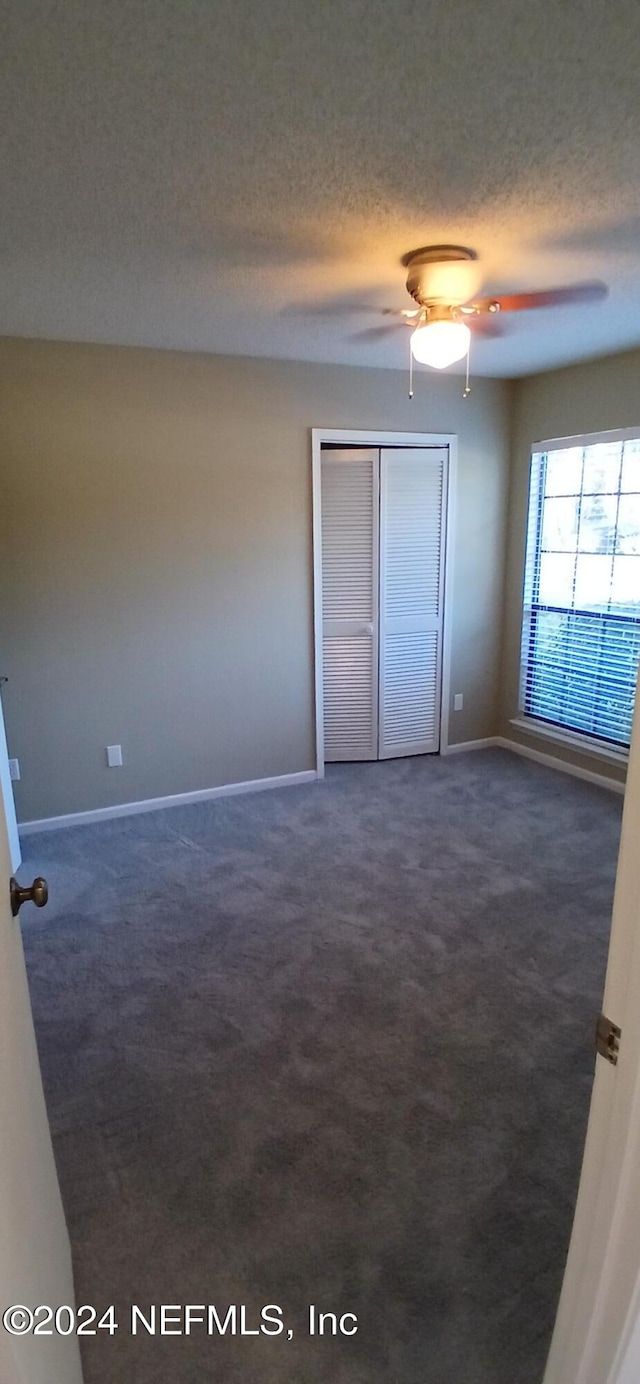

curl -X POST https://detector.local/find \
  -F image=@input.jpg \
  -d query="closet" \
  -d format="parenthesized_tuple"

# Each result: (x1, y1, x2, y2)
(320, 445, 448, 762)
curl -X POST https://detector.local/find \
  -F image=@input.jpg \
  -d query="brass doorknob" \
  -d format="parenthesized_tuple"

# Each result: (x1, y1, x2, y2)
(10, 876, 48, 917)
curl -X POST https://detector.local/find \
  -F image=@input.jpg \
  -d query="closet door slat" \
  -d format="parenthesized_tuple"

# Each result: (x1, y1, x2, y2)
(378, 448, 448, 758)
(321, 449, 379, 761)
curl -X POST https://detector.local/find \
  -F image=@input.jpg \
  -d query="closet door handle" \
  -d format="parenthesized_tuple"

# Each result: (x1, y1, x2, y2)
(358, 623, 374, 636)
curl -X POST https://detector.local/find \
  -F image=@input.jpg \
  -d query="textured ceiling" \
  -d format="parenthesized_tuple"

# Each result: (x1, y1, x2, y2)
(2, 0, 640, 376)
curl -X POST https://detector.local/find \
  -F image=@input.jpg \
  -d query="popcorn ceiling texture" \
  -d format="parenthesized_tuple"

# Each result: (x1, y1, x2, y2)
(1, 0, 640, 374)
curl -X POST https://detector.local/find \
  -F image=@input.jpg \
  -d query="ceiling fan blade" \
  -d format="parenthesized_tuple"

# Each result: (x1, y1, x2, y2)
(468, 315, 508, 338)
(381, 307, 421, 319)
(473, 281, 607, 314)
(348, 324, 408, 342)
(282, 293, 408, 319)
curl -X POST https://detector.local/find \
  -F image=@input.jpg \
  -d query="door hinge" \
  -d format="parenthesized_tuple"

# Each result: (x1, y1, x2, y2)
(596, 1013, 621, 1066)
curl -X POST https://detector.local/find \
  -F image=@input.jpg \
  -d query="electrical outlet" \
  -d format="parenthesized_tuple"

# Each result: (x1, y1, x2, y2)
(8, 758, 20, 781)
(453, 693, 464, 712)
(106, 744, 123, 767)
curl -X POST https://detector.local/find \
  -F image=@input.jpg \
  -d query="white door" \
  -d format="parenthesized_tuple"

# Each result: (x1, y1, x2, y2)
(378, 447, 448, 758)
(543, 681, 640, 1384)
(0, 686, 20, 871)
(321, 448, 379, 761)
(0, 790, 83, 1383)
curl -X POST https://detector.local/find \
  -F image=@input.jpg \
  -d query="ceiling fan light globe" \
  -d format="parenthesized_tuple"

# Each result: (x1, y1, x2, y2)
(410, 321, 471, 369)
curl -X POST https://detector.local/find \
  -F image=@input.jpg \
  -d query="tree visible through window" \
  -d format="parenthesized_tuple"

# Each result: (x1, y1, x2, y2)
(520, 436, 640, 750)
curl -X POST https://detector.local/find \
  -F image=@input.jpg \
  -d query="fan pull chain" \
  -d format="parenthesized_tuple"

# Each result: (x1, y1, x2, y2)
(408, 340, 414, 399)
(463, 335, 471, 398)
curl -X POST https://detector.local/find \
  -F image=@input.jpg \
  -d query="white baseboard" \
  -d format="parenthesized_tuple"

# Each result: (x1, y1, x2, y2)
(495, 736, 625, 795)
(19, 769, 318, 835)
(441, 733, 624, 792)
(441, 737, 499, 755)
(18, 735, 624, 837)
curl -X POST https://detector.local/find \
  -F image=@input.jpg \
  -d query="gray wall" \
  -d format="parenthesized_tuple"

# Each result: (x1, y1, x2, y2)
(502, 348, 640, 786)
(0, 338, 510, 821)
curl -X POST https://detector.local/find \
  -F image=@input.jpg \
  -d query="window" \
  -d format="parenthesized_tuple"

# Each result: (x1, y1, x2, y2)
(520, 432, 640, 753)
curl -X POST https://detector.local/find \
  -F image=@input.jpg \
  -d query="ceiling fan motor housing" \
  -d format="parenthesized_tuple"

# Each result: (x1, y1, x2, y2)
(403, 244, 480, 307)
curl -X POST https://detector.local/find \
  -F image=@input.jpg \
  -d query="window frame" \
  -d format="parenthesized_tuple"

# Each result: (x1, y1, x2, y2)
(517, 425, 640, 763)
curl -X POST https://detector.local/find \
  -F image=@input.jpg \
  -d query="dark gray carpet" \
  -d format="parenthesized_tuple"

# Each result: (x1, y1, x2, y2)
(19, 748, 622, 1384)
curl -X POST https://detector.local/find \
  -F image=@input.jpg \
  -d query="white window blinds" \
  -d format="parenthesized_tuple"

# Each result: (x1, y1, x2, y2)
(520, 436, 640, 750)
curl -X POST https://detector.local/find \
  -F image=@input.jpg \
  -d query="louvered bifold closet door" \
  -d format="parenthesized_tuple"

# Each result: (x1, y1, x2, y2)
(378, 447, 448, 758)
(321, 449, 379, 761)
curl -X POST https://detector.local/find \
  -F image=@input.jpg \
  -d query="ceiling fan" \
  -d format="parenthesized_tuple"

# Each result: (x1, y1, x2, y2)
(351, 245, 607, 384)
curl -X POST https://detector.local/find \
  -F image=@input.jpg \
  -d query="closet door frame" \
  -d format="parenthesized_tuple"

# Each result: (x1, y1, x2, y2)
(311, 428, 457, 779)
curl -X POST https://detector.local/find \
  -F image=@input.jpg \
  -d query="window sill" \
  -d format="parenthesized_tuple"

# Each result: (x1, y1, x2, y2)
(509, 717, 629, 767)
